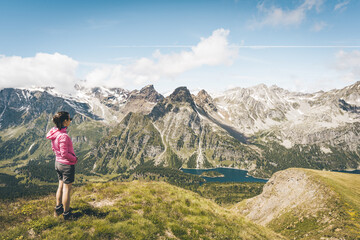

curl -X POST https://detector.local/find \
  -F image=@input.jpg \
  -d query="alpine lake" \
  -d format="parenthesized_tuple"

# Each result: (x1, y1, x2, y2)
(180, 168, 268, 183)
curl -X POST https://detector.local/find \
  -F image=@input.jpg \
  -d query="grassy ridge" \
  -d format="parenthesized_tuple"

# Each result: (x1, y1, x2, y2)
(266, 169, 360, 240)
(196, 182, 265, 207)
(0, 181, 283, 240)
(306, 169, 360, 213)
(306, 169, 360, 237)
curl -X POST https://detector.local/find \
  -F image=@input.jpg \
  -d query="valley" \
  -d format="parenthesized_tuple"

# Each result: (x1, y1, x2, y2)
(0, 82, 359, 239)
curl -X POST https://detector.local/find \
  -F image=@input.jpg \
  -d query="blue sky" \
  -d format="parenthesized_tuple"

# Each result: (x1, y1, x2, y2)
(0, 0, 359, 94)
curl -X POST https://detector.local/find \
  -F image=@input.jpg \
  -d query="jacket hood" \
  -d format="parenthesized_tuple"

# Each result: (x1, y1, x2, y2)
(46, 127, 67, 140)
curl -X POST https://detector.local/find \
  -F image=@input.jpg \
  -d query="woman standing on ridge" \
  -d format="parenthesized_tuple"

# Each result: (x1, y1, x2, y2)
(46, 111, 77, 220)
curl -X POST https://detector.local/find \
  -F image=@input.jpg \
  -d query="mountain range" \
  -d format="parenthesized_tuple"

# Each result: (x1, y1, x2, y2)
(0, 82, 359, 178)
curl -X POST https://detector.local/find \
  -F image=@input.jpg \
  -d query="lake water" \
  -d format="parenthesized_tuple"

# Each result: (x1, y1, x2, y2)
(180, 168, 268, 183)
(332, 170, 360, 174)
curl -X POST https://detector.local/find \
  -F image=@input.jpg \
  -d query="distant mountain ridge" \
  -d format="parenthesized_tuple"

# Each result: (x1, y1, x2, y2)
(0, 82, 359, 178)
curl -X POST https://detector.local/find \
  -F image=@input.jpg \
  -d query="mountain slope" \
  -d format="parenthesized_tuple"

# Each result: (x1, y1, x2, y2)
(1, 82, 359, 180)
(149, 86, 259, 169)
(74, 84, 163, 123)
(211, 82, 360, 138)
(233, 168, 360, 239)
(82, 112, 164, 174)
(82, 87, 259, 173)
(204, 82, 360, 177)
(0, 180, 284, 240)
(0, 88, 101, 130)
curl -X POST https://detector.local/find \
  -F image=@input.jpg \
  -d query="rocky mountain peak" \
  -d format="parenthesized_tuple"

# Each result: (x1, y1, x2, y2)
(81, 86, 129, 111)
(129, 84, 164, 102)
(91, 87, 104, 97)
(194, 89, 217, 111)
(196, 89, 212, 99)
(168, 86, 194, 105)
(78, 86, 129, 101)
(252, 83, 268, 90)
(344, 81, 360, 96)
(140, 84, 155, 93)
(74, 84, 83, 91)
(149, 87, 196, 121)
(319, 81, 360, 106)
(347, 80, 360, 90)
(269, 85, 289, 94)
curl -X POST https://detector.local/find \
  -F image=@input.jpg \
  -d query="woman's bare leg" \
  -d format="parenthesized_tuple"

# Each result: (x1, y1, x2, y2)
(56, 180, 63, 206)
(62, 183, 72, 212)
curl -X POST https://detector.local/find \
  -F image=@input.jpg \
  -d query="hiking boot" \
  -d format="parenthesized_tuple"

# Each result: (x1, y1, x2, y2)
(54, 204, 64, 217)
(63, 210, 73, 220)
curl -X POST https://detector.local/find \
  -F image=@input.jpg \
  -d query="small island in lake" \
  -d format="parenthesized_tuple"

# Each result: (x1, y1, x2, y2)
(201, 171, 225, 178)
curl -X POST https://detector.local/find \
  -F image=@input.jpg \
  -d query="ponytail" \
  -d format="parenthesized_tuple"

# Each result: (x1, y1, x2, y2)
(53, 111, 70, 130)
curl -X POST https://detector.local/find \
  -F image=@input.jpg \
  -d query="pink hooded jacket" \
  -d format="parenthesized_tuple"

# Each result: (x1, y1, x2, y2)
(46, 127, 77, 165)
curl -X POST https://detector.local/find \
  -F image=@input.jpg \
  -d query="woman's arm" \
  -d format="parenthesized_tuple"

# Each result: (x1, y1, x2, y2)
(59, 135, 77, 162)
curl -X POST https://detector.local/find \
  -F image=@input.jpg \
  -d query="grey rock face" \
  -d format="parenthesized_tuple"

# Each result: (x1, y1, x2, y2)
(193, 89, 217, 112)
(169, 87, 195, 106)
(75, 85, 164, 121)
(128, 84, 164, 102)
(0, 88, 101, 129)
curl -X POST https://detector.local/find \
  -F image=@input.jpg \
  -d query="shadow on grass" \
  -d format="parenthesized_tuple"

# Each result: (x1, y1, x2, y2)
(59, 207, 109, 221)
(0, 184, 57, 201)
(70, 201, 110, 221)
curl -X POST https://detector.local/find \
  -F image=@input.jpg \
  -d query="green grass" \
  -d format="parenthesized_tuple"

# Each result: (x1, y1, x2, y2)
(306, 169, 360, 213)
(0, 126, 27, 141)
(0, 180, 283, 240)
(305, 169, 360, 238)
(268, 210, 321, 238)
(121, 166, 265, 207)
(197, 182, 265, 207)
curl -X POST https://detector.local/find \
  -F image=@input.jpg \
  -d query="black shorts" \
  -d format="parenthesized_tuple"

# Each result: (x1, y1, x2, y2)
(55, 161, 75, 184)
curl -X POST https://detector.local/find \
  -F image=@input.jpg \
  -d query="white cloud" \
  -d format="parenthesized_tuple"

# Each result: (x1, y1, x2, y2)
(311, 21, 327, 32)
(250, 0, 324, 29)
(85, 28, 238, 88)
(0, 53, 78, 94)
(0, 29, 237, 93)
(335, 50, 360, 82)
(334, 1, 350, 12)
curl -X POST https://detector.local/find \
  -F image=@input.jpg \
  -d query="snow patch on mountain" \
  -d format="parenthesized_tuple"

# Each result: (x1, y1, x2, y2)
(209, 82, 360, 145)
(281, 139, 293, 149)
